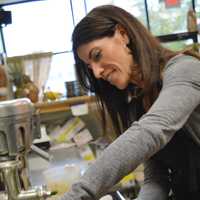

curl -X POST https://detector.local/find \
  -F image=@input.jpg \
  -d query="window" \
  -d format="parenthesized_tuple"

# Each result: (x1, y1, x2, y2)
(163, 39, 194, 51)
(45, 52, 75, 95)
(86, 0, 147, 27)
(148, 0, 193, 35)
(3, 0, 73, 55)
(3, 0, 75, 94)
(1, 0, 197, 96)
(71, 0, 86, 25)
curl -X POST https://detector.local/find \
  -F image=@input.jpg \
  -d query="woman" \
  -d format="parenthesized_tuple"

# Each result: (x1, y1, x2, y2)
(60, 5, 200, 200)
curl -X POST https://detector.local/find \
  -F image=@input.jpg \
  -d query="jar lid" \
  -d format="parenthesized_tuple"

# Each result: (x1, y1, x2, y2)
(0, 98, 34, 118)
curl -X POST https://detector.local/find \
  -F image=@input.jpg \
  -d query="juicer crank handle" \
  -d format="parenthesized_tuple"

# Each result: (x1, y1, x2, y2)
(31, 144, 52, 161)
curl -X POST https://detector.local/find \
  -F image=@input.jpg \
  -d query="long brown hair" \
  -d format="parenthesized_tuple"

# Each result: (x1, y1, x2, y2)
(72, 5, 195, 136)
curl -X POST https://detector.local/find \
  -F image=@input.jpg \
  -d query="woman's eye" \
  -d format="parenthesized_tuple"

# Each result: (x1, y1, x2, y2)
(92, 50, 102, 62)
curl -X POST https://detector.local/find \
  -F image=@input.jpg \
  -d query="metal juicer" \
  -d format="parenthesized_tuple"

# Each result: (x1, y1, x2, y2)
(0, 98, 52, 200)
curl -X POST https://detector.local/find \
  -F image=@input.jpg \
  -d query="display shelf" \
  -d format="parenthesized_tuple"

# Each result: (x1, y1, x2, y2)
(35, 95, 96, 114)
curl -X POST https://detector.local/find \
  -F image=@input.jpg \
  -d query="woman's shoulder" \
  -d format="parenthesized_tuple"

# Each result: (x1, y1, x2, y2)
(165, 53, 200, 70)
(163, 53, 200, 82)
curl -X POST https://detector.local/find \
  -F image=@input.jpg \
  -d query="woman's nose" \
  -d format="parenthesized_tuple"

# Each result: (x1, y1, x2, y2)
(90, 63, 104, 79)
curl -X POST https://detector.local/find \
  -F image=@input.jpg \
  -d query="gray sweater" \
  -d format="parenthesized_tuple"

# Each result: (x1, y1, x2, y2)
(60, 54, 200, 200)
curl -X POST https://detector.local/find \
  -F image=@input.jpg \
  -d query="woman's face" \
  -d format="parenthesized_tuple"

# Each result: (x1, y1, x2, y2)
(77, 26, 139, 90)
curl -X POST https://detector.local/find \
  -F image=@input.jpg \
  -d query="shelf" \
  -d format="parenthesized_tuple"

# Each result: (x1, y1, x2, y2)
(35, 95, 96, 114)
(157, 31, 198, 43)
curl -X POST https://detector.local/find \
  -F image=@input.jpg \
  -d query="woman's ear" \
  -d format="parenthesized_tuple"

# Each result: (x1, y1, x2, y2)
(115, 24, 130, 45)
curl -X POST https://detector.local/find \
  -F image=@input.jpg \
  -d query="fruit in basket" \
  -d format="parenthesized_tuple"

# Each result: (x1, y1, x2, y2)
(43, 91, 62, 101)
(7, 62, 39, 102)
(14, 75, 39, 103)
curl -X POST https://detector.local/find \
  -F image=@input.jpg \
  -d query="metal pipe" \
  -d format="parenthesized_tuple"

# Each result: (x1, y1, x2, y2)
(17, 186, 52, 200)
(0, 160, 52, 200)
(1, 160, 21, 199)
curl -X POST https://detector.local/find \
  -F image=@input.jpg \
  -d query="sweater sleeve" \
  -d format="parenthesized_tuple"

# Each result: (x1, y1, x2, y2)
(59, 55, 200, 200)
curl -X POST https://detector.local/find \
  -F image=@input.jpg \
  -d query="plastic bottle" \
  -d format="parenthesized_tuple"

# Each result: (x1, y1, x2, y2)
(187, 7, 198, 32)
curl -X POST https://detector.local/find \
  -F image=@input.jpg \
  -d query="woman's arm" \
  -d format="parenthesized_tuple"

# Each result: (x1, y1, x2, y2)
(60, 55, 200, 200)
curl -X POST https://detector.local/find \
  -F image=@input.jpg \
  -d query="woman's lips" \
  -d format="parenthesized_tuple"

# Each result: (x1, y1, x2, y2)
(104, 69, 115, 82)
(107, 73, 113, 82)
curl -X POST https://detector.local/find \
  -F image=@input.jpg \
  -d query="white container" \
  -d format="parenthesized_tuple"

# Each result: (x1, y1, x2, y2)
(43, 164, 81, 195)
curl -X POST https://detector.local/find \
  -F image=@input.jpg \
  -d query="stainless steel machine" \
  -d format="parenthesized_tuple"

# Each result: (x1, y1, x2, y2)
(0, 98, 54, 200)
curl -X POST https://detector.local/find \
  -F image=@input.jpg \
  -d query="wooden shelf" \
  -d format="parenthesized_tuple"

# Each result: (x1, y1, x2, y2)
(35, 95, 96, 114)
